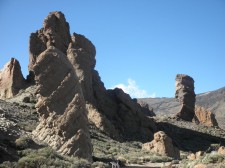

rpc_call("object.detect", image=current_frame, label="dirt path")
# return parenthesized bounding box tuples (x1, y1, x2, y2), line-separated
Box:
(124, 162, 177, 168)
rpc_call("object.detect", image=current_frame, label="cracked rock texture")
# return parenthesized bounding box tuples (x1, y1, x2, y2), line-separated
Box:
(29, 11, 156, 161)
(142, 131, 180, 158)
(194, 106, 218, 127)
(30, 12, 92, 161)
(175, 74, 196, 121)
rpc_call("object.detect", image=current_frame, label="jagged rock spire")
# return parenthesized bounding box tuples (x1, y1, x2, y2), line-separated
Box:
(29, 11, 71, 72)
(30, 12, 92, 161)
(175, 74, 196, 121)
(0, 58, 25, 99)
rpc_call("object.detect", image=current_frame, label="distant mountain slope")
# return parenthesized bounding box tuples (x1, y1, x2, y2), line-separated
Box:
(138, 87, 225, 129)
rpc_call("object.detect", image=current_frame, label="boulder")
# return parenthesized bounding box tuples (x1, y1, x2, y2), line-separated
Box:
(0, 58, 25, 99)
(194, 106, 218, 127)
(142, 131, 180, 158)
(175, 74, 196, 121)
(218, 146, 225, 155)
(187, 153, 196, 160)
(187, 151, 204, 160)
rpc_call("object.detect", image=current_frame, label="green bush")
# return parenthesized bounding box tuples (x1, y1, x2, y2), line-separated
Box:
(16, 147, 90, 168)
(202, 153, 225, 164)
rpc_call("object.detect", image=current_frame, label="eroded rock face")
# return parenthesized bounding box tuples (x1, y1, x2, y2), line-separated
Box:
(175, 74, 196, 121)
(30, 11, 157, 161)
(142, 131, 180, 158)
(32, 47, 92, 161)
(29, 11, 71, 72)
(0, 58, 25, 99)
(194, 106, 218, 127)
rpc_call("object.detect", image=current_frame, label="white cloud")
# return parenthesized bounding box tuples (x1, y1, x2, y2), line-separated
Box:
(112, 78, 156, 98)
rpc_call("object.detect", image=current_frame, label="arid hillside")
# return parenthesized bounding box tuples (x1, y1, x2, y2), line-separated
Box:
(139, 86, 225, 129)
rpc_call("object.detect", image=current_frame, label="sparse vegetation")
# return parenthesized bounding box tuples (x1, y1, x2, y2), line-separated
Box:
(181, 152, 225, 168)
(90, 124, 172, 165)
(0, 147, 91, 168)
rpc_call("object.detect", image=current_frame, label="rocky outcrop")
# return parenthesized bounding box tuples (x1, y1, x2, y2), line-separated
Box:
(32, 47, 92, 161)
(142, 131, 180, 158)
(175, 74, 196, 121)
(30, 12, 92, 161)
(137, 101, 155, 116)
(30, 11, 156, 161)
(29, 11, 71, 72)
(194, 106, 218, 127)
(0, 58, 25, 99)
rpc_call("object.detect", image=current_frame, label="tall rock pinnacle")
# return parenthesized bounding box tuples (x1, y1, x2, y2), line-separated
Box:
(0, 58, 25, 99)
(175, 74, 196, 121)
(29, 11, 71, 72)
(29, 11, 156, 161)
(30, 11, 92, 161)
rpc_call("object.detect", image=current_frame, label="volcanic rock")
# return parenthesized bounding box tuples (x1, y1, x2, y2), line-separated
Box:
(29, 11, 71, 72)
(32, 47, 92, 161)
(175, 74, 196, 121)
(29, 11, 157, 161)
(194, 106, 218, 127)
(142, 131, 180, 158)
(66, 14, 156, 140)
(0, 58, 25, 99)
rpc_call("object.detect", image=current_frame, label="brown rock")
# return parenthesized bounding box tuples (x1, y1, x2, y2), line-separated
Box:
(67, 33, 96, 103)
(194, 106, 218, 127)
(218, 146, 225, 154)
(0, 58, 25, 99)
(29, 11, 71, 72)
(32, 47, 92, 161)
(66, 18, 156, 141)
(142, 131, 180, 158)
(30, 11, 157, 161)
(175, 74, 196, 121)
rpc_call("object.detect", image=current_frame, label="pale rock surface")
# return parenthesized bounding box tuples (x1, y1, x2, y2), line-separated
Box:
(175, 74, 196, 121)
(187, 151, 204, 160)
(187, 153, 196, 161)
(194, 164, 208, 168)
(0, 58, 25, 99)
(194, 106, 218, 127)
(142, 131, 180, 158)
(218, 146, 225, 155)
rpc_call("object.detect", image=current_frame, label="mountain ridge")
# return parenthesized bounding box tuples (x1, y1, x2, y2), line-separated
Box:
(138, 86, 225, 129)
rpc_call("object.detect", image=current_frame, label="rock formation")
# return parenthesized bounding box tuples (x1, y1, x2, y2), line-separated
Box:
(175, 74, 196, 121)
(194, 106, 218, 127)
(29, 12, 71, 72)
(0, 58, 25, 99)
(29, 11, 156, 161)
(30, 12, 92, 161)
(218, 146, 225, 154)
(142, 131, 180, 158)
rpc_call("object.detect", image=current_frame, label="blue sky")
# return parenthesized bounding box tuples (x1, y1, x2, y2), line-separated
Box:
(0, 0, 225, 98)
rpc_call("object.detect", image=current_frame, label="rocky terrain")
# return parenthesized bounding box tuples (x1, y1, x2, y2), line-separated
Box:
(0, 11, 225, 168)
(138, 86, 225, 129)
